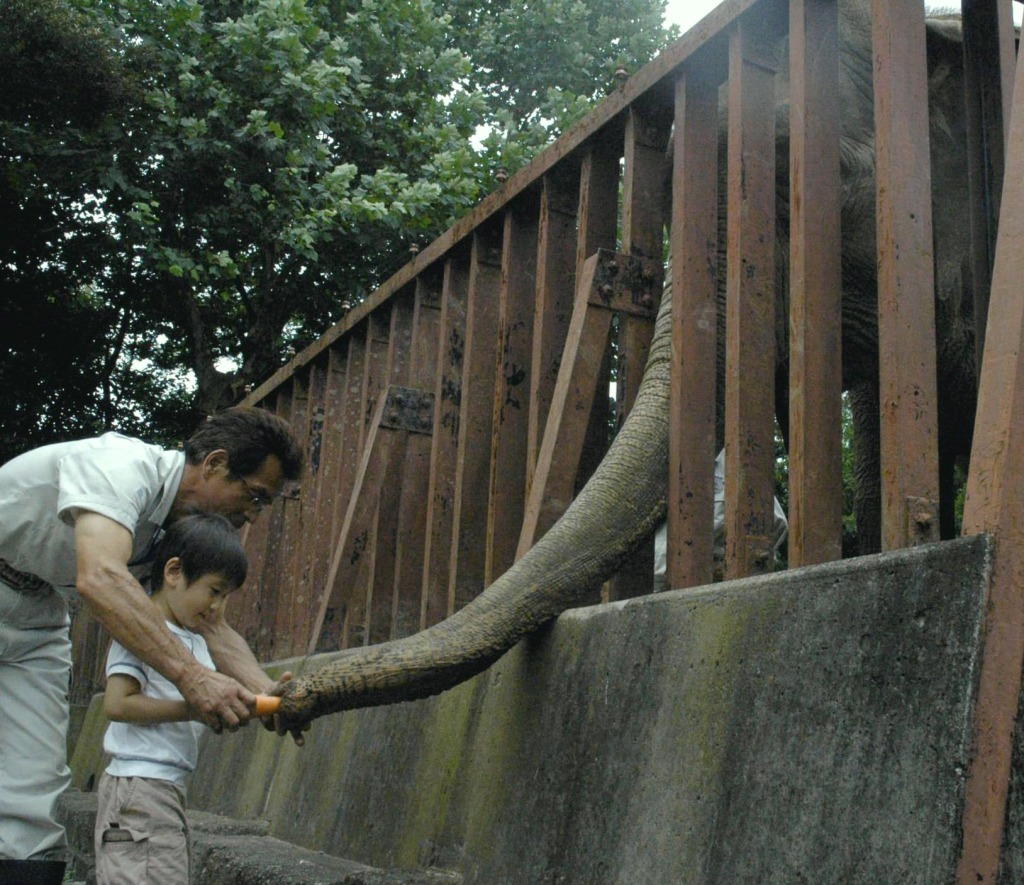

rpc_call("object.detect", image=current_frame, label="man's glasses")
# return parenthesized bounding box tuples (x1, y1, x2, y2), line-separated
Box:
(239, 476, 274, 510)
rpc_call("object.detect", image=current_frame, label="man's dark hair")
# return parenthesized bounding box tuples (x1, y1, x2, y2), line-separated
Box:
(184, 406, 303, 480)
(151, 513, 248, 593)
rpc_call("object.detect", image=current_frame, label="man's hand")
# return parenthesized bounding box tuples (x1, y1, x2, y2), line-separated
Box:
(261, 671, 311, 746)
(179, 662, 256, 733)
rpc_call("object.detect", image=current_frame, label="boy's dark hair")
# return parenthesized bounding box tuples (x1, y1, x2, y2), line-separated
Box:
(184, 407, 303, 481)
(151, 513, 248, 593)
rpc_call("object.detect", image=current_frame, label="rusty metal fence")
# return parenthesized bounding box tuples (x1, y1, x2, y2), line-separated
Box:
(67, 0, 1024, 876)
(68, 0, 1017, 671)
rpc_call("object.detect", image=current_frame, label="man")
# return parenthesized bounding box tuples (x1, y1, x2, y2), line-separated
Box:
(0, 407, 304, 884)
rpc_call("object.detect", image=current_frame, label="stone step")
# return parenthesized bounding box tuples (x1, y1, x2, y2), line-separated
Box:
(57, 790, 461, 885)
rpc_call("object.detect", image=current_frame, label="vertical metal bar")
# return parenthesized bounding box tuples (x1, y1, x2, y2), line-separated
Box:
(516, 254, 614, 558)
(872, 0, 940, 550)
(287, 362, 326, 656)
(607, 103, 671, 601)
(382, 276, 441, 643)
(572, 139, 621, 503)
(372, 296, 413, 641)
(668, 67, 720, 591)
(961, 0, 1015, 378)
(303, 345, 348, 652)
(421, 252, 470, 625)
(342, 312, 391, 647)
(487, 206, 538, 585)
(255, 389, 293, 659)
(448, 226, 503, 616)
(788, 0, 843, 566)
(308, 327, 367, 654)
(724, 16, 779, 580)
(956, 39, 1024, 884)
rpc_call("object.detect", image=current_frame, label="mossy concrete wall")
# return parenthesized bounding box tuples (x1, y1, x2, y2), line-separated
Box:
(72, 536, 994, 883)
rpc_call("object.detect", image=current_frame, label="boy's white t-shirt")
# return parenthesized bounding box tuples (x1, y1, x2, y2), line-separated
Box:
(103, 621, 213, 786)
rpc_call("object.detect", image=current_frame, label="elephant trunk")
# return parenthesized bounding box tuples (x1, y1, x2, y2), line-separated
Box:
(280, 291, 673, 723)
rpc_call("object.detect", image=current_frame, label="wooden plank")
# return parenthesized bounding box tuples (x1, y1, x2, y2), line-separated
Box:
(723, 15, 780, 580)
(380, 276, 442, 644)
(608, 101, 671, 601)
(486, 207, 539, 585)
(240, 0, 770, 408)
(527, 168, 581, 496)
(787, 0, 843, 567)
(667, 67, 720, 591)
(961, 0, 1015, 376)
(449, 226, 504, 616)
(956, 40, 1024, 884)
(421, 252, 471, 626)
(872, 0, 939, 549)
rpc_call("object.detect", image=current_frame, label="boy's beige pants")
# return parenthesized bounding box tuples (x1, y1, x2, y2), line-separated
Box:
(94, 773, 192, 885)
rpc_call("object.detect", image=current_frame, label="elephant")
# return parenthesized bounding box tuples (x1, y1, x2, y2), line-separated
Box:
(278, 1, 979, 723)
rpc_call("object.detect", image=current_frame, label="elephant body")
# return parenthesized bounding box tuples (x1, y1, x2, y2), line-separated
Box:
(279, 1, 981, 721)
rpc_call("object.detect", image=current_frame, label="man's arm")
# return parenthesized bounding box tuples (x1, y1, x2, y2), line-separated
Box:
(197, 605, 310, 746)
(196, 604, 274, 693)
(74, 511, 255, 731)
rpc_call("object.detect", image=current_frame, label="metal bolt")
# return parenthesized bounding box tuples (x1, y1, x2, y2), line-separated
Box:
(495, 168, 509, 183)
(598, 284, 614, 299)
(409, 243, 420, 255)
(615, 66, 629, 83)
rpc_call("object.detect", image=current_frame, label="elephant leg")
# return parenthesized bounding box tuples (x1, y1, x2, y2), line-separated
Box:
(848, 378, 881, 555)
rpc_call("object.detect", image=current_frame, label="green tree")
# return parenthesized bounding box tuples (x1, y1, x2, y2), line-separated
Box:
(1, 0, 678, 455)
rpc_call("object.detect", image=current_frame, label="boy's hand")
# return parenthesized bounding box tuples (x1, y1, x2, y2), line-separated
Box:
(260, 671, 311, 746)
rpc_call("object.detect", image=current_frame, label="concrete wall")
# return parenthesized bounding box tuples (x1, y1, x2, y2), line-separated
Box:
(71, 535, 993, 883)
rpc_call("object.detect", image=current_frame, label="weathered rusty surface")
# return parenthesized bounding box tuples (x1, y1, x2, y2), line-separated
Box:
(516, 253, 618, 557)
(384, 278, 442, 644)
(956, 30, 1024, 884)
(872, 0, 939, 551)
(961, 0, 1014, 378)
(586, 250, 663, 318)
(787, 0, 843, 567)
(378, 386, 435, 435)
(668, 66, 720, 591)
(723, 13, 780, 580)
(487, 207, 538, 586)
(448, 226, 503, 618)
(240, 0, 768, 407)
(420, 252, 470, 628)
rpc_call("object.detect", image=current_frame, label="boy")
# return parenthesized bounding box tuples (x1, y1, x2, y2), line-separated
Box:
(94, 513, 252, 885)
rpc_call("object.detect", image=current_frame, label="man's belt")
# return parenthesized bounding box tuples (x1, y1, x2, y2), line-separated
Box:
(0, 559, 55, 598)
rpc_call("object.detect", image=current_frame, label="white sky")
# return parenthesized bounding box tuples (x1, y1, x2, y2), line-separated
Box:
(663, 1, 1021, 33)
